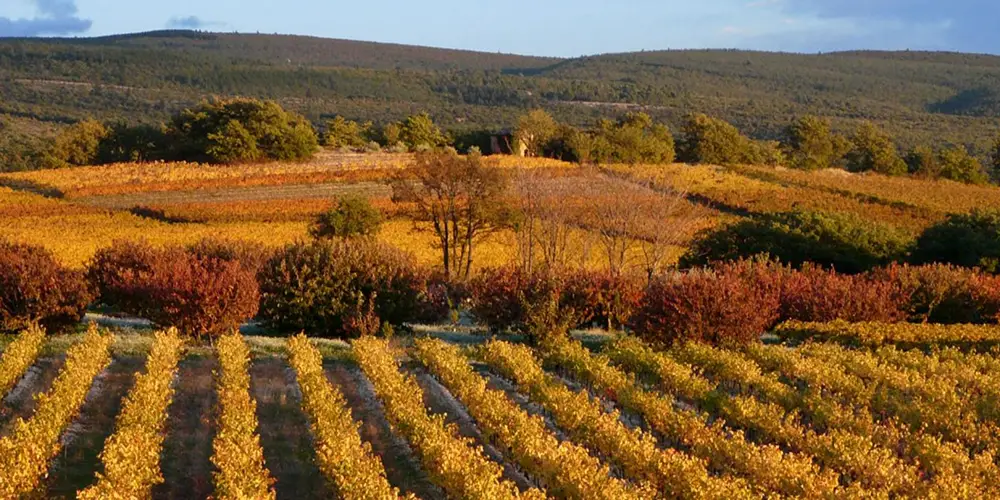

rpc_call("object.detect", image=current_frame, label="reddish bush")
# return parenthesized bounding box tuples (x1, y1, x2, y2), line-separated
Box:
(88, 241, 260, 337)
(629, 264, 782, 347)
(415, 272, 463, 324)
(257, 240, 429, 338)
(780, 266, 908, 323)
(468, 266, 586, 333)
(562, 271, 644, 330)
(87, 240, 159, 313)
(968, 273, 1000, 324)
(0, 241, 93, 333)
(469, 266, 545, 334)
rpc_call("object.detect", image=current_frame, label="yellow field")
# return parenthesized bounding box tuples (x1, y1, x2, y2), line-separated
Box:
(5, 154, 1000, 270)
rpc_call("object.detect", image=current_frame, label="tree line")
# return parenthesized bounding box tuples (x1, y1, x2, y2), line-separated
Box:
(7, 96, 1000, 186)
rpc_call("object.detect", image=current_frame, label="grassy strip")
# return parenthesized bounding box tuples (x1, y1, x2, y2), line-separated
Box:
(210, 334, 276, 499)
(77, 328, 184, 499)
(0, 325, 113, 497)
(352, 337, 542, 500)
(0, 324, 46, 397)
(478, 339, 752, 499)
(414, 338, 649, 499)
(287, 334, 400, 499)
(543, 338, 839, 498)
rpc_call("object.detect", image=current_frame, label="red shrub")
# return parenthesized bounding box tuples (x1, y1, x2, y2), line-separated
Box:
(468, 266, 540, 333)
(0, 241, 93, 333)
(88, 241, 260, 337)
(468, 266, 586, 334)
(563, 271, 644, 330)
(968, 273, 1000, 324)
(415, 272, 461, 324)
(629, 265, 782, 347)
(780, 266, 908, 323)
(87, 240, 160, 313)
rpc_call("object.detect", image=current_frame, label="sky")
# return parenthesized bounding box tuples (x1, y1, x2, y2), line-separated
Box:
(0, 0, 996, 57)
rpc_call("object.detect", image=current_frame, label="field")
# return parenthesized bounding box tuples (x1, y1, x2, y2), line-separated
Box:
(5, 321, 1000, 498)
(4, 151, 1000, 271)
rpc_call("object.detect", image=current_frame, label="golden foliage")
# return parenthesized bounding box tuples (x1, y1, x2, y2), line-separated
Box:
(286, 334, 400, 499)
(413, 338, 649, 499)
(352, 336, 542, 500)
(0, 324, 113, 497)
(78, 328, 185, 499)
(607, 336, 921, 495)
(0, 324, 46, 397)
(542, 338, 839, 498)
(477, 339, 751, 499)
(211, 334, 277, 499)
(776, 320, 1000, 348)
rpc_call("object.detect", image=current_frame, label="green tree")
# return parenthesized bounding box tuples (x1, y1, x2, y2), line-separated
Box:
(588, 112, 675, 165)
(514, 109, 558, 157)
(678, 113, 755, 165)
(310, 196, 384, 239)
(846, 121, 906, 175)
(51, 119, 109, 167)
(168, 97, 318, 164)
(912, 209, 1000, 273)
(324, 117, 373, 150)
(97, 122, 169, 163)
(680, 210, 912, 274)
(399, 113, 448, 151)
(906, 145, 939, 177)
(991, 134, 1000, 180)
(937, 146, 988, 185)
(783, 116, 842, 171)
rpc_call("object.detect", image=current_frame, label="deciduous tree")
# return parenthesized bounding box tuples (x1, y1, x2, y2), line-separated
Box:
(391, 150, 511, 280)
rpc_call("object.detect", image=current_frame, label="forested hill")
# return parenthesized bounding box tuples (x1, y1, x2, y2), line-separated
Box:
(2, 30, 1000, 152)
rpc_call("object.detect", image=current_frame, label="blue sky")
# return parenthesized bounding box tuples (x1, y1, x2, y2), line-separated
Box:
(0, 0, 995, 57)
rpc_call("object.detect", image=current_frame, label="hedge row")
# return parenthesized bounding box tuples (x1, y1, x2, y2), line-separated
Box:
(0, 238, 445, 339)
(10, 236, 1000, 345)
(467, 261, 1000, 347)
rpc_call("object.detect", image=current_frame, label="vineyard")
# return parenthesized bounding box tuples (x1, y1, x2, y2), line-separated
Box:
(3, 323, 1000, 498)
(7, 151, 1000, 498)
(4, 153, 1000, 270)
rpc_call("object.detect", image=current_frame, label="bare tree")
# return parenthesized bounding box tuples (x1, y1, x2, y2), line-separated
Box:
(391, 150, 510, 280)
(592, 181, 644, 276)
(634, 187, 705, 280)
(587, 176, 703, 277)
(513, 170, 578, 273)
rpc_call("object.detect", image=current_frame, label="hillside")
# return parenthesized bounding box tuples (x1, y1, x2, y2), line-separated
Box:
(2, 30, 1000, 151)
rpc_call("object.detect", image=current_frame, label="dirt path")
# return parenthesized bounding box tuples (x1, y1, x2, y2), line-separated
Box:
(44, 356, 144, 498)
(250, 357, 329, 500)
(0, 356, 66, 434)
(325, 361, 443, 499)
(154, 355, 218, 500)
